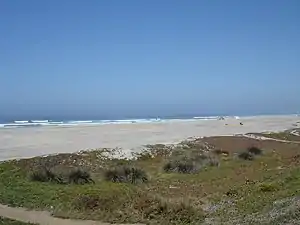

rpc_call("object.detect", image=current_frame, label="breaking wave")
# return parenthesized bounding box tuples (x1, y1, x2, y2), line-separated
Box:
(0, 116, 227, 129)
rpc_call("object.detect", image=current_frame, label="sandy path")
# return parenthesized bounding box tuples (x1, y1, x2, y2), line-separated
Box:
(0, 204, 143, 225)
(290, 130, 300, 136)
(241, 133, 300, 143)
(0, 115, 299, 161)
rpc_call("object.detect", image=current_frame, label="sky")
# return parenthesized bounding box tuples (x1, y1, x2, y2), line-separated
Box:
(0, 0, 299, 119)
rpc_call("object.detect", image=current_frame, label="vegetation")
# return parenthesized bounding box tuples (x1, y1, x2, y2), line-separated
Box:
(104, 166, 148, 184)
(247, 146, 263, 155)
(30, 167, 94, 185)
(0, 133, 300, 224)
(30, 167, 63, 184)
(0, 217, 36, 225)
(68, 168, 94, 184)
(238, 151, 254, 160)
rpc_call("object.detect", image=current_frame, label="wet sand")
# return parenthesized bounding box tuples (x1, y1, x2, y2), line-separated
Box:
(0, 115, 299, 161)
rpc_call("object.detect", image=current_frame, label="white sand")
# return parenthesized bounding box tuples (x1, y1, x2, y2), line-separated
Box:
(0, 115, 299, 161)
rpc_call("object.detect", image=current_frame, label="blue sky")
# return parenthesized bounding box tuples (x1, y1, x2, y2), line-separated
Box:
(0, 0, 299, 119)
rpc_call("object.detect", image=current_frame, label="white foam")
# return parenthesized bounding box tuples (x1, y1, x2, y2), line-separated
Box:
(14, 120, 29, 124)
(31, 120, 49, 123)
(193, 116, 219, 120)
(67, 120, 93, 124)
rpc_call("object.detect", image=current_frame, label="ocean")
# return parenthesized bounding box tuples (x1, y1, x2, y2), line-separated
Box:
(0, 115, 231, 128)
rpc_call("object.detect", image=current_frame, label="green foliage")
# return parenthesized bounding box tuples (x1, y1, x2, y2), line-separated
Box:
(68, 168, 94, 184)
(164, 150, 219, 174)
(30, 167, 63, 184)
(104, 166, 148, 184)
(238, 151, 254, 160)
(248, 146, 263, 155)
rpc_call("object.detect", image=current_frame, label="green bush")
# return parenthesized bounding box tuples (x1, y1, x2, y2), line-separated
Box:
(164, 153, 219, 174)
(29, 167, 63, 184)
(163, 160, 196, 173)
(68, 168, 94, 184)
(248, 146, 263, 155)
(238, 152, 254, 160)
(104, 166, 148, 184)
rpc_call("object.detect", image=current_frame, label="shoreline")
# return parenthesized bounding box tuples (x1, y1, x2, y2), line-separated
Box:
(0, 115, 299, 161)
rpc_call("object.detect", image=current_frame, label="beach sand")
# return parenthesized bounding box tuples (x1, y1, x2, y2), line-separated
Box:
(0, 115, 299, 161)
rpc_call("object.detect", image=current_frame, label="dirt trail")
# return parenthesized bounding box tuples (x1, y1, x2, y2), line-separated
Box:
(0, 204, 143, 225)
(240, 133, 300, 144)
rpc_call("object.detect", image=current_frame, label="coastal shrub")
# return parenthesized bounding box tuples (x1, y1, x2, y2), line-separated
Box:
(238, 152, 254, 160)
(104, 166, 148, 184)
(248, 146, 263, 155)
(30, 167, 63, 184)
(163, 160, 196, 173)
(68, 168, 94, 184)
(164, 153, 219, 174)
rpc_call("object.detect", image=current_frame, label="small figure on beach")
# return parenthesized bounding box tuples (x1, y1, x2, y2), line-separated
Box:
(240, 122, 243, 125)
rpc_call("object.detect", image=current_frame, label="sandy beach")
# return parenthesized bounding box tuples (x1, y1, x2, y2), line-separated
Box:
(0, 115, 299, 161)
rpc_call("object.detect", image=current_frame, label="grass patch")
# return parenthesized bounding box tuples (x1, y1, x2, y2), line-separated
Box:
(0, 217, 36, 225)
